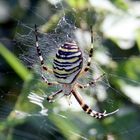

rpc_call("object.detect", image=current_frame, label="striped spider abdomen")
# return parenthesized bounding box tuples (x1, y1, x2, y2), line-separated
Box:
(53, 42, 83, 84)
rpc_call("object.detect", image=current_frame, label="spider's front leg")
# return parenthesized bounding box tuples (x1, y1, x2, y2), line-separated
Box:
(34, 24, 58, 86)
(28, 89, 63, 105)
(71, 88, 119, 119)
(41, 74, 58, 86)
(79, 27, 94, 76)
(47, 89, 63, 103)
(34, 24, 53, 74)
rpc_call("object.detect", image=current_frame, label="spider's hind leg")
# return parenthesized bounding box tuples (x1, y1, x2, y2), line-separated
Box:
(71, 88, 119, 119)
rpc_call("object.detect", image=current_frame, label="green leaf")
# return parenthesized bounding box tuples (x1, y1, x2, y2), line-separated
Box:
(0, 43, 32, 81)
(111, 0, 128, 10)
(49, 114, 80, 140)
(66, 0, 87, 9)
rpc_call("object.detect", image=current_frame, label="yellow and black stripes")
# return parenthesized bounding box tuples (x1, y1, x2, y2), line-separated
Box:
(53, 42, 83, 84)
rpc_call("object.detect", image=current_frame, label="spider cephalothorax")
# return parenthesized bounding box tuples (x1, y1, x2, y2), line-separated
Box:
(33, 24, 119, 119)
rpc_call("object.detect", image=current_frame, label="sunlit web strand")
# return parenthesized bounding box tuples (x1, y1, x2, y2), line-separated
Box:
(109, 73, 140, 85)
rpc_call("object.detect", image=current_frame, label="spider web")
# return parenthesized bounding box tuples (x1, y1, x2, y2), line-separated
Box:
(0, 0, 140, 140)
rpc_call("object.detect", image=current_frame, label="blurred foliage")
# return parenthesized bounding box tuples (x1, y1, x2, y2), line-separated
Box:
(0, 0, 140, 140)
(0, 43, 32, 81)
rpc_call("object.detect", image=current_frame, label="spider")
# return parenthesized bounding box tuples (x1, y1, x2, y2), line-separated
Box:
(33, 24, 119, 119)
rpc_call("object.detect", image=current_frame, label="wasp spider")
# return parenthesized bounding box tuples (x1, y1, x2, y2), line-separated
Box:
(34, 24, 119, 119)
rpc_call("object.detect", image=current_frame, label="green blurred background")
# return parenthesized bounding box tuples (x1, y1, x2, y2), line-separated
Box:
(0, 0, 140, 140)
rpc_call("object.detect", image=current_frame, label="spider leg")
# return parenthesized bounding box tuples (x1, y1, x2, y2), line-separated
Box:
(77, 73, 105, 89)
(71, 88, 119, 119)
(34, 24, 53, 74)
(47, 89, 63, 103)
(79, 26, 94, 76)
(41, 74, 58, 86)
